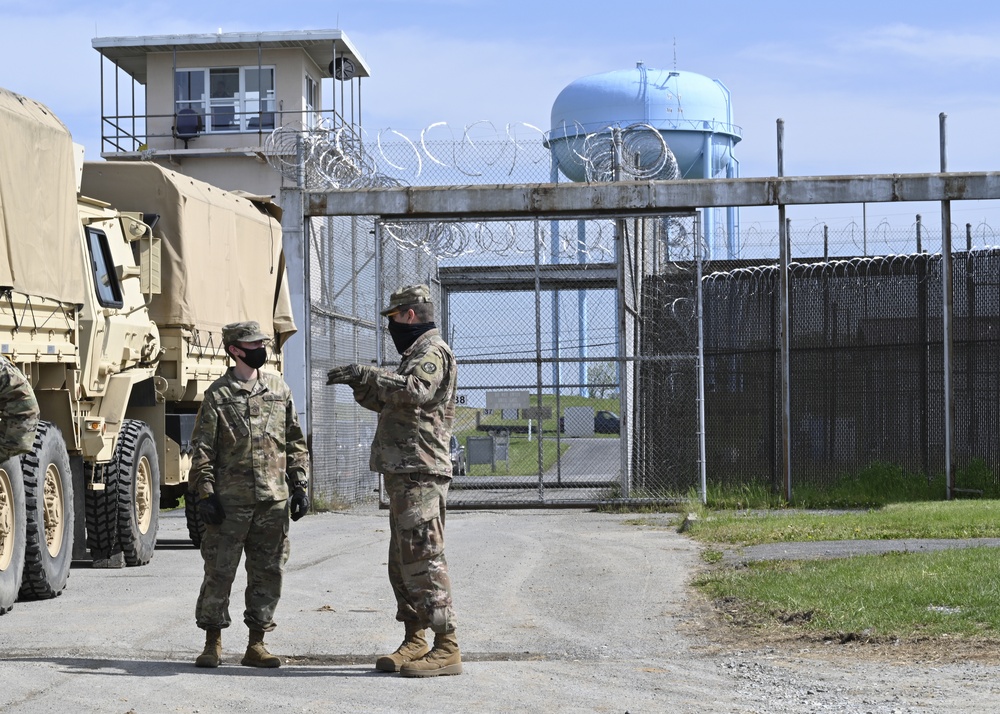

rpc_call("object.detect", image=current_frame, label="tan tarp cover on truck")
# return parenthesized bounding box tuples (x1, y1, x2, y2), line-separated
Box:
(0, 88, 86, 304)
(81, 162, 296, 345)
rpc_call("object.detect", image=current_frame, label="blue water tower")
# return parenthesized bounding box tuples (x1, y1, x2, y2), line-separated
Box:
(546, 62, 742, 258)
(544, 63, 742, 398)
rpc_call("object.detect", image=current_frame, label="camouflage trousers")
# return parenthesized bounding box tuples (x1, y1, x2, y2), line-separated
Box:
(196, 500, 290, 632)
(384, 472, 456, 634)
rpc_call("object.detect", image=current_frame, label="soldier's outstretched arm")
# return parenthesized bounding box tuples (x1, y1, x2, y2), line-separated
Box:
(378, 348, 448, 406)
(352, 380, 385, 412)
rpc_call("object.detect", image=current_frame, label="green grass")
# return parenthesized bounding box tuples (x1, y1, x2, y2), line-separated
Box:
(694, 547, 1000, 638)
(685, 500, 1000, 545)
(459, 434, 569, 476)
(692, 460, 1000, 510)
(684, 499, 1000, 640)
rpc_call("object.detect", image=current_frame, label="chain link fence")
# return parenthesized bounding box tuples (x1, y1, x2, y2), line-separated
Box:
(291, 122, 1000, 507)
(684, 250, 1000, 497)
(306, 212, 439, 506)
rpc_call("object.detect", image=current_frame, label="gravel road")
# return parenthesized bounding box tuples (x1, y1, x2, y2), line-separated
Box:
(1, 508, 998, 713)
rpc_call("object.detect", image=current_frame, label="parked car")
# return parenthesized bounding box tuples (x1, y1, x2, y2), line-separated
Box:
(558, 410, 621, 434)
(450, 435, 467, 475)
(594, 410, 621, 434)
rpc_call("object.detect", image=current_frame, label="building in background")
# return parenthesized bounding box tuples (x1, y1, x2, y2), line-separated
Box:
(92, 29, 371, 433)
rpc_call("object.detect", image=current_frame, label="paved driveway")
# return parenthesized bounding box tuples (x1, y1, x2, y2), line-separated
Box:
(0, 507, 732, 713)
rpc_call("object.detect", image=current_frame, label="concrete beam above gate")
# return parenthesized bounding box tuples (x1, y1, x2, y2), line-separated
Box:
(438, 263, 618, 291)
(306, 171, 1000, 219)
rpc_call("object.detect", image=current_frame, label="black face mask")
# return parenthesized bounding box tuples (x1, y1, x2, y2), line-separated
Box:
(239, 346, 268, 370)
(387, 320, 435, 354)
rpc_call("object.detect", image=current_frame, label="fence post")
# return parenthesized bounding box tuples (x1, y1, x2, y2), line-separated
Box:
(940, 112, 954, 499)
(777, 119, 793, 503)
(695, 213, 708, 505)
(533, 219, 546, 498)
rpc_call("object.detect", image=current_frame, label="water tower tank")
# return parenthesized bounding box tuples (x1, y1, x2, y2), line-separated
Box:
(547, 64, 741, 182)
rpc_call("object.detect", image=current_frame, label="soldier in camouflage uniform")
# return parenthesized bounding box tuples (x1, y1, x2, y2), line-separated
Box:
(190, 321, 310, 669)
(0, 355, 39, 462)
(326, 284, 461, 677)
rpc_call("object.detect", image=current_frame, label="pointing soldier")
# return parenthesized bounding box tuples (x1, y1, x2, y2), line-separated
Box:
(327, 284, 462, 677)
(190, 321, 310, 669)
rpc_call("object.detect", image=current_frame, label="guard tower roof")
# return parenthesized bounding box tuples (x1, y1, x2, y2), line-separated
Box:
(92, 29, 371, 84)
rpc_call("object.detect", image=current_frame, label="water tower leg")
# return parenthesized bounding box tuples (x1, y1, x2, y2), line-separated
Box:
(701, 131, 715, 259)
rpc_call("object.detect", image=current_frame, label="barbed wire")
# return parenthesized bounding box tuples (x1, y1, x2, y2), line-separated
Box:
(264, 120, 680, 189)
(270, 121, 1000, 262)
(700, 253, 957, 299)
(380, 217, 623, 260)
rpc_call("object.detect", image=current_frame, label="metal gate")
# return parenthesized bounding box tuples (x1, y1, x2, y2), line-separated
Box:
(381, 213, 702, 507)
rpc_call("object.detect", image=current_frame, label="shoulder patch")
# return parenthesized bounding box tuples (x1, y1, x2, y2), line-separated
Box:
(422, 361, 438, 374)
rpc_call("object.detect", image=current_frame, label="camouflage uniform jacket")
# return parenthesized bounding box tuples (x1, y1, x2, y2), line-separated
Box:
(191, 368, 309, 504)
(0, 356, 39, 460)
(352, 328, 457, 477)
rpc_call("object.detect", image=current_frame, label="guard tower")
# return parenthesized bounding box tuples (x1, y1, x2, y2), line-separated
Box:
(92, 29, 372, 430)
(92, 29, 369, 195)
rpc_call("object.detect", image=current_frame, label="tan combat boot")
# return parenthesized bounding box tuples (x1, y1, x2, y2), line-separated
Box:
(241, 628, 281, 668)
(375, 621, 430, 672)
(195, 628, 222, 668)
(399, 631, 462, 677)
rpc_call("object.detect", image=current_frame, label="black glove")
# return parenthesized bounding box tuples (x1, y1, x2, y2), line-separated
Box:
(326, 364, 362, 385)
(290, 488, 310, 521)
(197, 493, 226, 526)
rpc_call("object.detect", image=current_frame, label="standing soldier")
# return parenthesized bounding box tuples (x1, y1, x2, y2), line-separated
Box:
(190, 321, 310, 669)
(326, 284, 461, 677)
(0, 354, 40, 462)
(0, 354, 39, 614)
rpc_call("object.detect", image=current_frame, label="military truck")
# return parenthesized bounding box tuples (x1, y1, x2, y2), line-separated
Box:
(0, 87, 295, 613)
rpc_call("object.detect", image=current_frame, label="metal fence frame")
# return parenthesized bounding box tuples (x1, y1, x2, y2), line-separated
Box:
(301, 149, 1000, 505)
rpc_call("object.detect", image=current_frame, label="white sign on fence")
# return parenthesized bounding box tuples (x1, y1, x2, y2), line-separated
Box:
(486, 391, 530, 411)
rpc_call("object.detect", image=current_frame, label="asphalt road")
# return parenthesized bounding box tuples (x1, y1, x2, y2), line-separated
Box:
(0, 507, 731, 713)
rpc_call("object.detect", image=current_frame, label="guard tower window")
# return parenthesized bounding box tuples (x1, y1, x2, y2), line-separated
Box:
(85, 226, 123, 309)
(305, 75, 319, 128)
(174, 66, 276, 133)
(175, 69, 205, 129)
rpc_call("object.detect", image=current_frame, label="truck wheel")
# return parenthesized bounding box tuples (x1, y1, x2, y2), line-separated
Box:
(19, 423, 74, 600)
(185, 491, 205, 548)
(113, 420, 160, 566)
(0, 456, 26, 614)
(84, 461, 119, 561)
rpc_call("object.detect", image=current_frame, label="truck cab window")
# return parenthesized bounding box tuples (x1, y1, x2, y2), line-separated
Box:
(85, 227, 123, 308)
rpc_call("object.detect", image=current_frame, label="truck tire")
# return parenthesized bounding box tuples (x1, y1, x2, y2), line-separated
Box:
(185, 491, 206, 548)
(113, 420, 160, 566)
(0, 456, 26, 614)
(19, 423, 74, 600)
(84, 461, 119, 561)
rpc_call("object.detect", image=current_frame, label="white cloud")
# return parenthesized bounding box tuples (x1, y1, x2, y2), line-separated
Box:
(851, 24, 1000, 64)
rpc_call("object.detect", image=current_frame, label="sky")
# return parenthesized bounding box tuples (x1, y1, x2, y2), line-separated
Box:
(3, 0, 1000, 240)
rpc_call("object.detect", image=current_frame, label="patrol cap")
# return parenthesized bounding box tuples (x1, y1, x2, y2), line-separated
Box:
(380, 284, 432, 316)
(222, 320, 270, 346)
